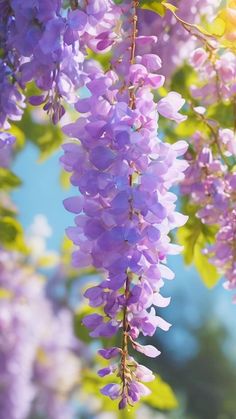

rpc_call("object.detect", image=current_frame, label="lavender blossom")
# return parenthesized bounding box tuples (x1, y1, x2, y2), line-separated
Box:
(0, 249, 80, 419)
(62, 0, 187, 407)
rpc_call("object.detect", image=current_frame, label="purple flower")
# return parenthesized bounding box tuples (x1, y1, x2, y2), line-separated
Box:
(157, 92, 187, 123)
(132, 343, 161, 358)
(61, 0, 188, 407)
(63, 196, 84, 214)
(98, 347, 121, 360)
(100, 384, 121, 400)
(82, 313, 103, 330)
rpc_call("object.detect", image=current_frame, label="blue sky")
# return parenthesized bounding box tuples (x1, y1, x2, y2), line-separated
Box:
(12, 143, 75, 250)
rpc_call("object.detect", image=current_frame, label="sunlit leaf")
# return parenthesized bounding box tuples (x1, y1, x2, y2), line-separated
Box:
(74, 306, 94, 343)
(87, 49, 112, 71)
(9, 125, 26, 150)
(0, 216, 27, 252)
(37, 253, 59, 268)
(0, 168, 22, 190)
(170, 64, 198, 100)
(162, 2, 177, 13)
(0, 287, 12, 299)
(206, 3, 236, 49)
(177, 200, 220, 288)
(60, 169, 71, 189)
(144, 375, 178, 410)
(163, 2, 213, 37)
(194, 234, 221, 288)
(207, 102, 234, 128)
(140, 0, 166, 16)
(15, 107, 63, 161)
(208, 16, 226, 37)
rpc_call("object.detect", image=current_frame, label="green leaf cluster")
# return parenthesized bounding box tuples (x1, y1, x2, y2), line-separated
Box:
(0, 164, 26, 251)
(144, 375, 178, 410)
(15, 107, 63, 161)
(0, 168, 22, 190)
(177, 200, 220, 288)
(0, 217, 27, 252)
(140, 0, 166, 16)
(87, 48, 112, 71)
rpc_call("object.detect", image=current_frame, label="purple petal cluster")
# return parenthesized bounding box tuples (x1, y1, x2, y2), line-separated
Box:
(138, 0, 220, 77)
(190, 48, 236, 105)
(0, 0, 119, 130)
(0, 1, 25, 134)
(0, 249, 80, 419)
(0, 132, 15, 168)
(181, 131, 236, 292)
(180, 35, 236, 295)
(62, 0, 187, 407)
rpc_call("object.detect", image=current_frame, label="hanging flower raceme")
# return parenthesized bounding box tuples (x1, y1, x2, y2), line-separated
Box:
(0, 0, 119, 131)
(180, 29, 236, 296)
(62, 0, 187, 408)
(190, 47, 236, 105)
(137, 0, 220, 78)
(0, 248, 80, 419)
(0, 1, 25, 133)
(181, 130, 236, 293)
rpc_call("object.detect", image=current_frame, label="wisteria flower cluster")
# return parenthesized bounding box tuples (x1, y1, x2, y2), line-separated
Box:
(61, 0, 188, 408)
(0, 0, 119, 132)
(181, 33, 236, 294)
(190, 47, 236, 105)
(181, 129, 236, 293)
(138, 0, 220, 77)
(0, 249, 80, 419)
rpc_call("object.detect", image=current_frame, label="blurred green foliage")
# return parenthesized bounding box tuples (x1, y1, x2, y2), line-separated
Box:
(139, 0, 166, 16)
(177, 199, 220, 288)
(0, 216, 27, 252)
(15, 107, 63, 161)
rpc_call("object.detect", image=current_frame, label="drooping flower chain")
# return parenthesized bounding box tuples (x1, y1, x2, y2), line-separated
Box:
(0, 249, 80, 419)
(61, 0, 188, 407)
(0, 0, 119, 136)
(180, 34, 236, 293)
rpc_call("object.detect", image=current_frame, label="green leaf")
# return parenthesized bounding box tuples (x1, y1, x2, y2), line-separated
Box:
(194, 233, 221, 288)
(177, 200, 220, 288)
(9, 125, 26, 150)
(0, 168, 22, 190)
(144, 375, 178, 410)
(74, 306, 94, 343)
(163, 2, 213, 37)
(175, 117, 206, 138)
(177, 220, 201, 265)
(170, 64, 197, 100)
(0, 288, 12, 299)
(207, 16, 226, 37)
(162, 2, 177, 13)
(0, 216, 27, 252)
(87, 49, 112, 71)
(37, 253, 58, 268)
(140, 0, 166, 16)
(207, 102, 234, 128)
(60, 169, 71, 189)
(15, 107, 63, 161)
